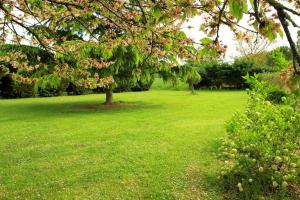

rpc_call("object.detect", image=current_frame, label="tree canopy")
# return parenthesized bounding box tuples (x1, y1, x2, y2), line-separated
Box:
(1, 0, 300, 102)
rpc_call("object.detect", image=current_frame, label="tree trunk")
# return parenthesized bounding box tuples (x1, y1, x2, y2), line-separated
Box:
(188, 80, 195, 94)
(105, 88, 113, 105)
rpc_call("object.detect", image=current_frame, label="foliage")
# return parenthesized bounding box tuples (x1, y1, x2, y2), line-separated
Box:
(0, 74, 35, 98)
(236, 46, 293, 73)
(241, 51, 270, 70)
(258, 72, 286, 89)
(1, 0, 300, 103)
(218, 76, 300, 199)
(180, 61, 202, 91)
(130, 77, 155, 92)
(275, 46, 293, 61)
(150, 78, 189, 91)
(0, 44, 156, 98)
(267, 47, 292, 71)
(34, 74, 68, 97)
(159, 62, 201, 92)
(193, 58, 270, 89)
(265, 87, 288, 104)
(0, 44, 68, 98)
(66, 82, 87, 96)
(257, 72, 294, 104)
(0, 0, 199, 103)
(0, 44, 54, 64)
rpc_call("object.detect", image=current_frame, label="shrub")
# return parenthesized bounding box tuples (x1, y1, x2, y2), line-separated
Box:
(266, 87, 288, 104)
(193, 59, 271, 90)
(218, 76, 300, 199)
(66, 82, 87, 95)
(0, 74, 35, 98)
(0, 44, 56, 98)
(258, 72, 285, 89)
(267, 47, 292, 71)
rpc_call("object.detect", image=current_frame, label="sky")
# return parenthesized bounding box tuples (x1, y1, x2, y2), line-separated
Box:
(183, 14, 300, 60)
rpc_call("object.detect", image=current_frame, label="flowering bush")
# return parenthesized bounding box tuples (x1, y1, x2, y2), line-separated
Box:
(218, 76, 300, 199)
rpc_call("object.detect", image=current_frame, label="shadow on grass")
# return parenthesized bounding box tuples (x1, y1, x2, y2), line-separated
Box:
(0, 98, 165, 122)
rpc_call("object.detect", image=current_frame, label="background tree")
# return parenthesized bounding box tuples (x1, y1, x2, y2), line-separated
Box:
(196, 0, 300, 74)
(235, 32, 271, 69)
(236, 32, 271, 59)
(267, 47, 292, 71)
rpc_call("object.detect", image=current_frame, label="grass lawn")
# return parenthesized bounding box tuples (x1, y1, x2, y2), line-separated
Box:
(0, 89, 247, 199)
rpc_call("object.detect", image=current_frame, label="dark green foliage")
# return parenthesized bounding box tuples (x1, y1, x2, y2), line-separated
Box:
(0, 44, 57, 98)
(158, 63, 201, 92)
(94, 76, 154, 93)
(66, 82, 87, 95)
(0, 74, 35, 98)
(37, 86, 63, 97)
(266, 87, 288, 104)
(131, 77, 155, 91)
(0, 44, 54, 65)
(277, 46, 293, 61)
(82, 43, 156, 94)
(34, 74, 67, 97)
(193, 59, 270, 90)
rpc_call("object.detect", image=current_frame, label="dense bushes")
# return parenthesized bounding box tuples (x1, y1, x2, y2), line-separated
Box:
(218, 76, 300, 199)
(1, 73, 154, 98)
(66, 82, 87, 95)
(258, 73, 285, 89)
(266, 46, 292, 71)
(0, 74, 35, 98)
(193, 59, 271, 89)
(0, 44, 56, 98)
(191, 46, 292, 90)
(265, 87, 288, 104)
(258, 71, 300, 103)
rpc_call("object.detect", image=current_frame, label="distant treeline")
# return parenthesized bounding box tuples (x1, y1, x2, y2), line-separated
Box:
(180, 46, 292, 90)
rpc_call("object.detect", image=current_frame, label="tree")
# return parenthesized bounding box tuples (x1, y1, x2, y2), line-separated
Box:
(276, 46, 293, 61)
(1, 0, 300, 104)
(0, 44, 58, 98)
(179, 61, 201, 92)
(0, 0, 197, 104)
(235, 32, 271, 58)
(234, 32, 271, 69)
(267, 47, 292, 71)
(195, 0, 300, 74)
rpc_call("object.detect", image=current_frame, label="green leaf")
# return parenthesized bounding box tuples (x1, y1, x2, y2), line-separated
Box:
(229, 0, 247, 21)
(200, 37, 212, 45)
(151, 6, 162, 21)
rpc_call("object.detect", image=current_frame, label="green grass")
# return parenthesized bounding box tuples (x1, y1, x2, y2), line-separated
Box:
(0, 89, 247, 199)
(150, 78, 189, 91)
